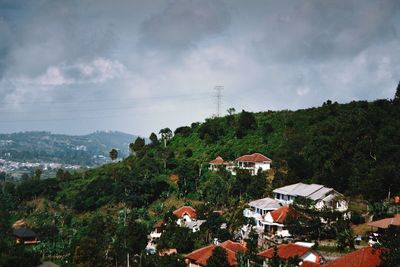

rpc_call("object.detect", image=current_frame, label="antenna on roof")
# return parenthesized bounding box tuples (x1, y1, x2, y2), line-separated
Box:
(214, 85, 224, 117)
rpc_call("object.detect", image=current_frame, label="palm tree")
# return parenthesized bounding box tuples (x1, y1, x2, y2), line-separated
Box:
(159, 128, 172, 148)
(109, 148, 118, 181)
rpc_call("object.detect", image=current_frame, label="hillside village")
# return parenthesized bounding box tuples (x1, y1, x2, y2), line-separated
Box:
(0, 98, 399, 266)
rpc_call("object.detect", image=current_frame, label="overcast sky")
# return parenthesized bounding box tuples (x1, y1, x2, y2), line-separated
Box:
(0, 0, 399, 136)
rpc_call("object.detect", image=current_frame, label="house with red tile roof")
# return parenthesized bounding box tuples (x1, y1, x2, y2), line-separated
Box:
(209, 153, 272, 176)
(209, 156, 226, 171)
(185, 240, 247, 266)
(173, 206, 205, 232)
(173, 206, 197, 220)
(260, 206, 302, 237)
(258, 243, 323, 266)
(235, 153, 272, 175)
(321, 247, 381, 267)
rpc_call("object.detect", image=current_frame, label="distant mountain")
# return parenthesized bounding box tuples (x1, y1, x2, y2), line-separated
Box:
(0, 131, 139, 166)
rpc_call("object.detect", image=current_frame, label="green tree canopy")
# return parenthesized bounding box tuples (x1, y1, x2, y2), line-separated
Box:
(206, 246, 230, 267)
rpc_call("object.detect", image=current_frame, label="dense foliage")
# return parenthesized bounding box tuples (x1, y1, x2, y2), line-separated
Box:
(0, 97, 399, 265)
(168, 99, 400, 201)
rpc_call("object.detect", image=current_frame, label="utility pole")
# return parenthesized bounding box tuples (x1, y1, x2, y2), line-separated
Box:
(214, 85, 223, 117)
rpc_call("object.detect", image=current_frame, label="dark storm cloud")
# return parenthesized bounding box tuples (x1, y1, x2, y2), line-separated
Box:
(252, 0, 400, 62)
(0, 0, 399, 135)
(139, 0, 230, 52)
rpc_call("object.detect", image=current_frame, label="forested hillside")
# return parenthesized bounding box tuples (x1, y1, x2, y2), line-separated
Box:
(168, 98, 400, 201)
(0, 97, 399, 265)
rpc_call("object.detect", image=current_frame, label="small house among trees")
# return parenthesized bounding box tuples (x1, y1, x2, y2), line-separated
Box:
(185, 240, 247, 267)
(13, 228, 39, 244)
(258, 243, 324, 266)
(173, 206, 205, 232)
(209, 152, 272, 176)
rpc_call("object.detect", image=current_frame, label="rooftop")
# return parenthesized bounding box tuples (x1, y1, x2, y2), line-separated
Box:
(210, 156, 225, 164)
(273, 182, 336, 201)
(270, 206, 301, 224)
(248, 197, 282, 210)
(367, 214, 400, 229)
(185, 240, 247, 266)
(236, 153, 272, 163)
(173, 206, 197, 219)
(258, 243, 312, 260)
(322, 248, 381, 267)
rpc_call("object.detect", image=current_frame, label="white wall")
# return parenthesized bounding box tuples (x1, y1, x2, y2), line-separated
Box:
(301, 251, 319, 263)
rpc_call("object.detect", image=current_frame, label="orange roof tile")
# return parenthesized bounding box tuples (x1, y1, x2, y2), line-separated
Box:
(270, 206, 300, 224)
(322, 248, 381, 267)
(220, 240, 247, 254)
(210, 156, 225, 164)
(301, 261, 321, 267)
(169, 174, 179, 183)
(185, 240, 247, 266)
(173, 206, 197, 219)
(258, 243, 311, 260)
(236, 153, 272, 163)
(367, 214, 400, 229)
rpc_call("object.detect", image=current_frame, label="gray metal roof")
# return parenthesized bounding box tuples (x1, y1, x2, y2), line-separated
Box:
(308, 187, 333, 201)
(273, 183, 336, 201)
(248, 197, 282, 210)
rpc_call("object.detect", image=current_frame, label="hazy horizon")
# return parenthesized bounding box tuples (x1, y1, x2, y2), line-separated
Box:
(1, 0, 399, 136)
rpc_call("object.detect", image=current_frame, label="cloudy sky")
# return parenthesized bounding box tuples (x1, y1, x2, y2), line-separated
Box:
(0, 0, 399, 136)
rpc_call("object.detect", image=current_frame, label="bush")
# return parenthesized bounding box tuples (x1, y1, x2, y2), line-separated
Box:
(350, 212, 365, 225)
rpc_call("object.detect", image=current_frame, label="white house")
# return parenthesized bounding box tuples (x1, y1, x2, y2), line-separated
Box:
(273, 182, 348, 212)
(172, 206, 205, 233)
(208, 156, 227, 171)
(235, 153, 272, 175)
(243, 197, 282, 228)
(261, 206, 300, 237)
(210, 153, 272, 176)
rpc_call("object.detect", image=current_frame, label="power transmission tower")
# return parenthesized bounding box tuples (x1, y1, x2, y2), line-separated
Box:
(214, 85, 224, 117)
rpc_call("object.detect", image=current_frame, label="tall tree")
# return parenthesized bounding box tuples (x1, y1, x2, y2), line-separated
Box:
(206, 246, 230, 267)
(236, 109, 257, 138)
(149, 132, 159, 146)
(73, 237, 105, 267)
(378, 225, 400, 267)
(129, 137, 145, 155)
(394, 80, 400, 102)
(159, 128, 173, 148)
(109, 148, 118, 162)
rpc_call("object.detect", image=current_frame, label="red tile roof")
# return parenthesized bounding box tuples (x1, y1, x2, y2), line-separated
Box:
(270, 206, 300, 224)
(220, 240, 247, 254)
(185, 240, 247, 266)
(172, 206, 197, 219)
(169, 174, 179, 183)
(367, 214, 400, 229)
(210, 156, 225, 164)
(236, 153, 272, 163)
(322, 248, 381, 267)
(258, 243, 311, 260)
(301, 261, 321, 267)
